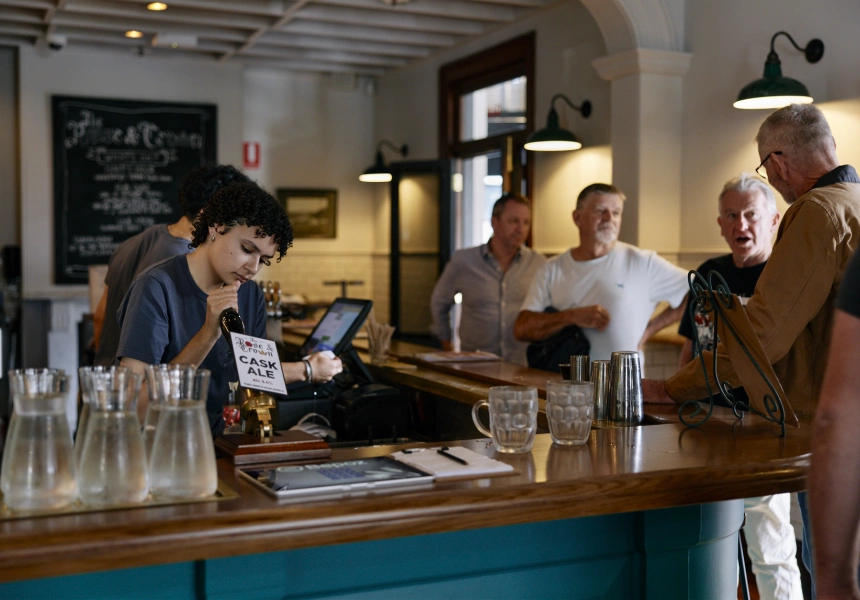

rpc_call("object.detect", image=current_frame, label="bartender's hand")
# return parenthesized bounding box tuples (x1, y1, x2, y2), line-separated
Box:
(308, 352, 343, 382)
(203, 281, 240, 338)
(641, 379, 675, 404)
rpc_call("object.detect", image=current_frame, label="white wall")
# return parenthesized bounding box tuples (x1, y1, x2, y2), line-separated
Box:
(373, 1, 612, 254)
(18, 45, 243, 299)
(680, 0, 860, 255)
(245, 68, 378, 302)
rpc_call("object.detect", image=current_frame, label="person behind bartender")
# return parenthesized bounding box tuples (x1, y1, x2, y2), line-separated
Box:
(94, 164, 250, 366)
(641, 103, 860, 594)
(513, 183, 688, 361)
(678, 174, 802, 600)
(429, 193, 545, 365)
(115, 181, 342, 428)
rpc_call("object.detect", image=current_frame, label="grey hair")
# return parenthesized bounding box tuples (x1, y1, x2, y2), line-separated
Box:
(718, 173, 778, 214)
(575, 183, 626, 210)
(755, 104, 837, 164)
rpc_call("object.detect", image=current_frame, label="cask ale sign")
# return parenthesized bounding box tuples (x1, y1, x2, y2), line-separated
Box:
(52, 96, 217, 284)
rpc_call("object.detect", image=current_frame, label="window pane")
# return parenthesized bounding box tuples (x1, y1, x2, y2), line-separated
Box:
(459, 77, 526, 143)
(454, 151, 502, 250)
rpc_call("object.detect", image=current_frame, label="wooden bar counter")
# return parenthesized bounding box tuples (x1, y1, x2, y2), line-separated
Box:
(0, 413, 808, 599)
(0, 330, 809, 598)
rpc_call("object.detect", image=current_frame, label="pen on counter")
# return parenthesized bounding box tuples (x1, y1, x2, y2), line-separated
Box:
(437, 446, 468, 465)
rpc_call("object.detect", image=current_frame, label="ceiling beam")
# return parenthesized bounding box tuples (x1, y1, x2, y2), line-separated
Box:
(241, 55, 386, 76)
(256, 32, 429, 58)
(278, 20, 457, 47)
(219, 0, 312, 62)
(106, 0, 286, 17)
(64, 0, 271, 30)
(292, 5, 486, 35)
(0, 20, 40, 35)
(241, 45, 407, 68)
(0, 5, 43, 23)
(0, 0, 53, 9)
(313, 0, 519, 22)
(53, 12, 250, 42)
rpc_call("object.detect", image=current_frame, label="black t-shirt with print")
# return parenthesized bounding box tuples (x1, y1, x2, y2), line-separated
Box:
(678, 254, 767, 409)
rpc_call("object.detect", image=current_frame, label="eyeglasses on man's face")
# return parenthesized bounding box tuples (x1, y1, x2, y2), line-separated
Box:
(756, 151, 783, 179)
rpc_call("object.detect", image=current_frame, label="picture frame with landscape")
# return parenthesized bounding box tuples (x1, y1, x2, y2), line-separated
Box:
(276, 188, 337, 239)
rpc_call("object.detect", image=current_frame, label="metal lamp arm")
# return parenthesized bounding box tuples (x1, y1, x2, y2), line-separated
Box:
(769, 31, 825, 63)
(549, 94, 592, 119)
(376, 139, 409, 157)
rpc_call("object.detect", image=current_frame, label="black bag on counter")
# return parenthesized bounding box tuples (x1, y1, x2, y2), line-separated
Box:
(526, 308, 590, 373)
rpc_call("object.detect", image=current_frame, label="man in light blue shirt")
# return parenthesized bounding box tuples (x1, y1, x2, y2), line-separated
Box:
(430, 194, 545, 365)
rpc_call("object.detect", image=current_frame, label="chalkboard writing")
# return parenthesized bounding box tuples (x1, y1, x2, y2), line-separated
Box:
(52, 96, 217, 284)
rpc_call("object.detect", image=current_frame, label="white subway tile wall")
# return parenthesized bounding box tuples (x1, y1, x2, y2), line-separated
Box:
(642, 341, 682, 380)
(257, 253, 374, 304)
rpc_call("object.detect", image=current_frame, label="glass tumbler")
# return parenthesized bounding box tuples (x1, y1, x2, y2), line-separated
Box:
(471, 386, 538, 453)
(77, 368, 148, 507)
(148, 367, 217, 499)
(545, 380, 594, 446)
(1, 369, 77, 512)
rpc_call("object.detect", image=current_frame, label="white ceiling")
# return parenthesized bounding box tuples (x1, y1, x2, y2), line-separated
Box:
(0, 0, 560, 76)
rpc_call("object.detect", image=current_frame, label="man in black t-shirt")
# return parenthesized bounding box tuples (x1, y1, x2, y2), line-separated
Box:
(679, 174, 804, 599)
(678, 173, 780, 366)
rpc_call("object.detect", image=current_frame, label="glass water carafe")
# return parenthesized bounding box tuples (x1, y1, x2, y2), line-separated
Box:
(77, 368, 148, 507)
(1, 369, 77, 512)
(76, 365, 128, 468)
(147, 366, 217, 499)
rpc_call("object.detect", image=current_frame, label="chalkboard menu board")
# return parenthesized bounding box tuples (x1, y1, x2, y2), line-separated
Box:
(52, 96, 217, 284)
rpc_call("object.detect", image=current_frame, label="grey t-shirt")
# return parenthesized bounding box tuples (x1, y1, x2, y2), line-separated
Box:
(116, 255, 267, 428)
(95, 224, 192, 366)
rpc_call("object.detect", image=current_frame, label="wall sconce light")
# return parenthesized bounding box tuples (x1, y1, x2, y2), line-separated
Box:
(524, 94, 592, 152)
(734, 31, 824, 110)
(358, 140, 409, 182)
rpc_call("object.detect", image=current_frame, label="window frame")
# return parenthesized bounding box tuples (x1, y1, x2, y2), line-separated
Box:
(438, 32, 536, 162)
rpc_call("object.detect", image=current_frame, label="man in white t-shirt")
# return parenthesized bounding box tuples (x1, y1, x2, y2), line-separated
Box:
(514, 183, 688, 361)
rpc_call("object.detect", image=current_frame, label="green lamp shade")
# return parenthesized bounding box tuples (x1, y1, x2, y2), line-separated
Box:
(734, 60, 814, 109)
(359, 151, 392, 183)
(524, 108, 582, 152)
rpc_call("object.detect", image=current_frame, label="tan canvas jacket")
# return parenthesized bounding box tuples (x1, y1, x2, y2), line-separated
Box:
(666, 178, 860, 424)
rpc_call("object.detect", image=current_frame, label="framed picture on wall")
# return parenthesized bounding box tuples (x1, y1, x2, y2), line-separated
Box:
(277, 188, 338, 239)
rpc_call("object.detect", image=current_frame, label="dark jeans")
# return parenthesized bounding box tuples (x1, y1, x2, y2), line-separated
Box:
(798, 491, 817, 599)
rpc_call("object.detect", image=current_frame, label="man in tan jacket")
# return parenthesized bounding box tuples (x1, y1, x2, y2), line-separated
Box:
(643, 103, 860, 595)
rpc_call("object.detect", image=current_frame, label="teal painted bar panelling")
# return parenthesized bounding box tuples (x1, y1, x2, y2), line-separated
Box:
(0, 500, 744, 600)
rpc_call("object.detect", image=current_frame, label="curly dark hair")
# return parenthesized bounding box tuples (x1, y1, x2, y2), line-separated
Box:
(178, 164, 250, 219)
(190, 181, 294, 261)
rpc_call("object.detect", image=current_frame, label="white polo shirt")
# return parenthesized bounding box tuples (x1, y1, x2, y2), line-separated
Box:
(520, 242, 688, 361)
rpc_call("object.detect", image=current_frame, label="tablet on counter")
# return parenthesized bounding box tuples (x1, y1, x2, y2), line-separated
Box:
(237, 456, 434, 500)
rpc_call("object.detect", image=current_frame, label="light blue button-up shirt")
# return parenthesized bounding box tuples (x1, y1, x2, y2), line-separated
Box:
(430, 242, 545, 365)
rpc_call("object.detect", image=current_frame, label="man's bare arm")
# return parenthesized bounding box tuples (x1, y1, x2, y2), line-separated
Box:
(810, 309, 860, 600)
(513, 305, 610, 342)
(678, 339, 694, 369)
(641, 379, 675, 404)
(93, 285, 108, 351)
(638, 296, 688, 349)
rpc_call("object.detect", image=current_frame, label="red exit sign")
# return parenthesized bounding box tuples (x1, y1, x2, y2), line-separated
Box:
(243, 142, 260, 169)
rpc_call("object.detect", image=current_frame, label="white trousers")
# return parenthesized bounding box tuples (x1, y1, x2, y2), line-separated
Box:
(743, 494, 803, 600)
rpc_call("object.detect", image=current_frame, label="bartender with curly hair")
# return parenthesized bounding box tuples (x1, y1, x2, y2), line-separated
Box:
(116, 180, 342, 427)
